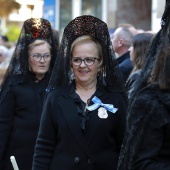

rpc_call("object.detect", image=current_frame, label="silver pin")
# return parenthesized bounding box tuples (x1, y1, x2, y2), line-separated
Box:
(98, 107, 108, 119)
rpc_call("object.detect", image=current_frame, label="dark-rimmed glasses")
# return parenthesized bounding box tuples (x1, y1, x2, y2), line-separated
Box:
(31, 53, 51, 62)
(71, 57, 100, 66)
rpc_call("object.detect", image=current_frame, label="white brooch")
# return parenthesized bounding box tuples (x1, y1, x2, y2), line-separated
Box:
(98, 107, 108, 119)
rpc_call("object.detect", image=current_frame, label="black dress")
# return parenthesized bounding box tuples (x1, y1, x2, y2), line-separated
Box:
(0, 72, 50, 170)
(116, 51, 134, 82)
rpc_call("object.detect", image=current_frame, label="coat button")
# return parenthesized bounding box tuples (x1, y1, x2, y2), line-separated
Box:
(74, 157, 79, 163)
(88, 159, 92, 164)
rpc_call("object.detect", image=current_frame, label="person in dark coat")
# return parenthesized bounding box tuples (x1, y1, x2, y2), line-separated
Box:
(111, 26, 134, 82)
(32, 15, 127, 170)
(0, 18, 59, 170)
(117, 1, 170, 169)
(126, 32, 154, 99)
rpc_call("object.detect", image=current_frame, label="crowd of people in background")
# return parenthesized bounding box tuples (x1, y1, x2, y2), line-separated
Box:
(0, 35, 15, 85)
(0, 0, 170, 169)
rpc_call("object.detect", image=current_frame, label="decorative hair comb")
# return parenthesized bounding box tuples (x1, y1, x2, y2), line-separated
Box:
(23, 18, 52, 44)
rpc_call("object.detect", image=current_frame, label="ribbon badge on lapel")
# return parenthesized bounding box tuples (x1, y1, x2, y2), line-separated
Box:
(86, 96, 118, 119)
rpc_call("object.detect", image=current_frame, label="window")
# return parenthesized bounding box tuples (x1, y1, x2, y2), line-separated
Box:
(60, 0, 72, 33)
(82, 0, 102, 19)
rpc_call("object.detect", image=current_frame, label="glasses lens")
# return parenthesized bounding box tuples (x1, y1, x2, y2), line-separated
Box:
(72, 57, 98, 66)
(32, 53, 51, 61)
(84, 58, 95, 65)
(33, 54, 41, 61)
(43, 54, 51, 61)
(72, 58, 81, 65)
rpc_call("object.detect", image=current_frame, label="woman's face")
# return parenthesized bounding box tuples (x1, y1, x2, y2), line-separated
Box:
(28, 43, 51, 80)
(71, 41, 101, 87)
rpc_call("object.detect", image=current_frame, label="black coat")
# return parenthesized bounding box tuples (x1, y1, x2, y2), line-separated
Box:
(116, 51, 134, 83)
(32, 83, 127, 170)
(117, 84, 170, 170)
(125, 70, 141, 99)
(0, 73, 49, 170)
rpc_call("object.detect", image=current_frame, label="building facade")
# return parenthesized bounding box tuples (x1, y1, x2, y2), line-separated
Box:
(43, 0, 165, 34)
(5, 0, 165, 36)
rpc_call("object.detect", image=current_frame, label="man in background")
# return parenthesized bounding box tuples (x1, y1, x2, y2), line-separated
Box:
(111, 26, 134, 82)
(0, 35, 10, 48)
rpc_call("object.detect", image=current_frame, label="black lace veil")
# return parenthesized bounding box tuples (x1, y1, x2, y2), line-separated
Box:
(0, 18, 59, 102)
(117, 1, 170, 169)
(47, 15, 127, 100)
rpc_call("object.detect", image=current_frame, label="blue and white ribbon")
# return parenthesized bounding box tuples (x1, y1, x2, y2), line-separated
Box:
(86, 96, 118, 113)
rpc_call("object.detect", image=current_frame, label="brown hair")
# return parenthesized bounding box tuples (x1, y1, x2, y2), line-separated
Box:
(131, 33, 154, 73)
(149, 43, 170, 89)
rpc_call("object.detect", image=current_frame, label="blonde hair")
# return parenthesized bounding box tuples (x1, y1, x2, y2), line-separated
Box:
(28, 40, 51, 54)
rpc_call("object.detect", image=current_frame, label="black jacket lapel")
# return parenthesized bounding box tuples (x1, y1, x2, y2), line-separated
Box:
(59, 100, 93, 158)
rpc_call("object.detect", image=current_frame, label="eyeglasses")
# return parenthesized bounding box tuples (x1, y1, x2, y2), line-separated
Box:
(71, 57, 100, 66)
(31, 53, 51, 62)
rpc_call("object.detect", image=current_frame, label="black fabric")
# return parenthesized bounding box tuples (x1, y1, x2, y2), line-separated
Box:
(32, 83, 127, 170)
(69, 83, 102, 130)
(0, 74, 50, 170)
(116, 51, 133, 82)
(126, 70, 141, 99)
(118, 85, 170, 170)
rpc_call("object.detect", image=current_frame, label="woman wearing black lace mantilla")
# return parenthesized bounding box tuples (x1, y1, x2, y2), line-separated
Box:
(32, 15, 127, 170)
(117, 0, 170, 169)
(0, 18, 59, 170)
